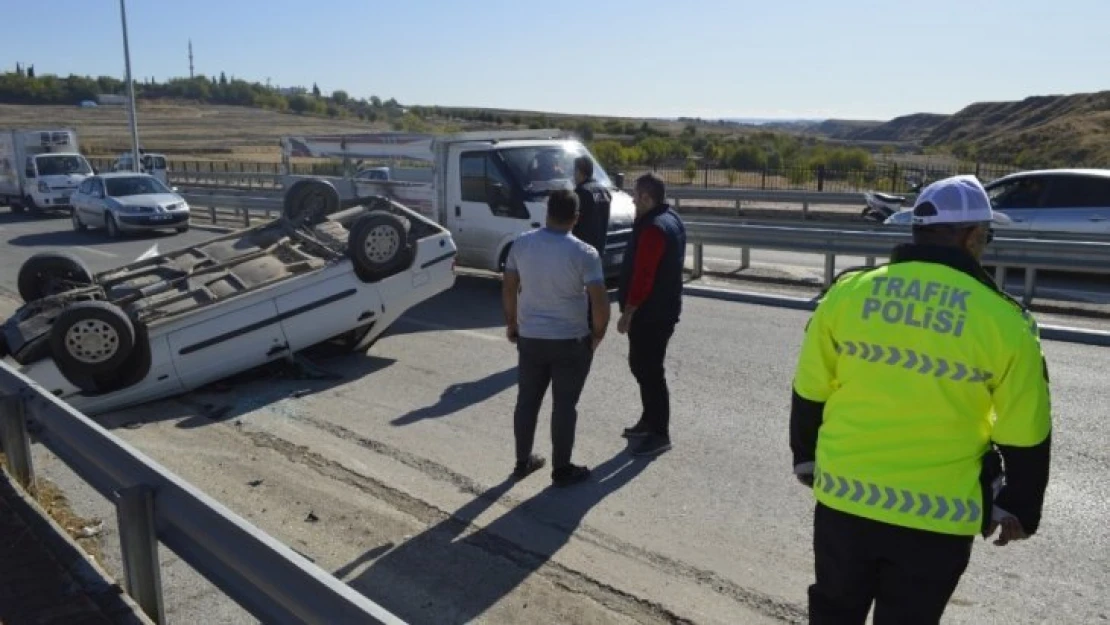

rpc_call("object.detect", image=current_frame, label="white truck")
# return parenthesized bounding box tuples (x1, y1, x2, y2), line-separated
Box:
(111, 150, 170, 185)
(279, 130, 635, 278)
(0, 128, 95, 213)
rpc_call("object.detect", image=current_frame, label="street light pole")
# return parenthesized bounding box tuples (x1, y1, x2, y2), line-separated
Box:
(119, 0, 141, 173)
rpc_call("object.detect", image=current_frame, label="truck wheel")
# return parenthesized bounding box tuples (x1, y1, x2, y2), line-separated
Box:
(348, 211, 412, 281)
(49, 301, 135, 378)
(283, 179, 337, 228)
(18, 252, 95, 303)
(10, 200, 25, 214)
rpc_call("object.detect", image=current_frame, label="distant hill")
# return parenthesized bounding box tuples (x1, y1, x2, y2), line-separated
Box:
(846, 113, 950, 143)
(920, 92, 1110, 166)
(809, 119, 884, 139)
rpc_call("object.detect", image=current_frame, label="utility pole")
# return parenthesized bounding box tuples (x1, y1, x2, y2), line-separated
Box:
(120, 0, 141, 172)
(189, 39, 194, 78)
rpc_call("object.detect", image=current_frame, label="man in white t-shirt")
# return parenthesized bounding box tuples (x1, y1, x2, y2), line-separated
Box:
(502, 189, 610, 487)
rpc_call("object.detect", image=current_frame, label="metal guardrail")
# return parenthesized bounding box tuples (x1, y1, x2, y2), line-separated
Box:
(0, 362, 406, 625)
(685, 220, 1110, 305)
(177, 185, 1110, 307)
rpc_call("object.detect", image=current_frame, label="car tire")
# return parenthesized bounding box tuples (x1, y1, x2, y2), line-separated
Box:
(17, 252, 96, 303)
(283, 179, 338, 228)
(348, 211, 413, 281)
(176, 225, 189, 233)
(49, 301, 135, 378)
(106, 213, 122, 238)
(72, 208, 87, 232)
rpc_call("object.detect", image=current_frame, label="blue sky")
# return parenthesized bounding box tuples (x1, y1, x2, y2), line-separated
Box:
(5, 0, 1107, 121)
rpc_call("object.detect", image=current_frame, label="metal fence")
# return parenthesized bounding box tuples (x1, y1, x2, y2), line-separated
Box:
(87, 157, 1025, 194)
(0, 363, 406, 625)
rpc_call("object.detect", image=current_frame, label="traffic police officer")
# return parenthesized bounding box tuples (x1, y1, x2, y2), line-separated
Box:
(789, 175, 1053, 624)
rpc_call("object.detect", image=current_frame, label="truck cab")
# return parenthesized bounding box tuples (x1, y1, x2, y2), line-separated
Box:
(112, 151, 169, 185)
(0, 129, 94, 213)
(443, 139, 634, 275)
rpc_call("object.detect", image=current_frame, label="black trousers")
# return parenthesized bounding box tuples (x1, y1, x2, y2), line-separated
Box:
(513, 336, 595, 470)
(627, 317, 676, 437)
(810, 503, 974, 625)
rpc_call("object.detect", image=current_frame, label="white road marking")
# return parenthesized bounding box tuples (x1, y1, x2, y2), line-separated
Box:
(398, 317, 503, 342)
(74, 246, 117, 258)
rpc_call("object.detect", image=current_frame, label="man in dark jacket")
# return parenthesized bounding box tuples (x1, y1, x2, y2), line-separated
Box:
(571, 156, 611, 256)
(617, 172, 686, 457)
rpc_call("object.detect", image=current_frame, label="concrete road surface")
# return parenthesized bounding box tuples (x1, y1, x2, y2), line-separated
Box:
(11, 274, 1106, 624)
(0, 210, 219, 297)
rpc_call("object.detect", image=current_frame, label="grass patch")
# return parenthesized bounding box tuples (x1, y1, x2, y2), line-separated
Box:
(1, 450, 106, 565)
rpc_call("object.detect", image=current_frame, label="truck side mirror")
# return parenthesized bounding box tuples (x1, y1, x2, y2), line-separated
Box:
(25, 168, 35, 178)
(614, 172, 625, 189)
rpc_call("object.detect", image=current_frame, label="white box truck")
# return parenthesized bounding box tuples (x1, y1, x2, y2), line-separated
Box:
(279, 130, 635, 278)
(0, 128, 94, 214)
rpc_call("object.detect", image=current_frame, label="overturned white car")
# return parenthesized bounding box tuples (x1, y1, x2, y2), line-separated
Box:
(0, 179, 457, 415)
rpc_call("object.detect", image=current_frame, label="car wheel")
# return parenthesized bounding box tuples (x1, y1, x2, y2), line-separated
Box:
(175, 225, 189, 233)
(17, 252, 96, 303)
(71, 208, 87, 232)
(348, 211, 412, 281)
(106, 213, 121, 238)
(49, 301, 135, 377)
(283, 179, 338, 228)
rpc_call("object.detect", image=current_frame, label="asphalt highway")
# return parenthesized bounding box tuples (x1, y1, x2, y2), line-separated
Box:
(7, 276, 1104, 624)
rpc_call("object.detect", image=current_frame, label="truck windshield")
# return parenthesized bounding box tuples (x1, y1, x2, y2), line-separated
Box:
(497, 144, 613, 196)
(35, 155, 92, 176)
(106, 176, 172, 197)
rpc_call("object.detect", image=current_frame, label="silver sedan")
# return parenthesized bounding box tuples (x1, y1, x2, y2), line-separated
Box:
(71, 172, 191, 237)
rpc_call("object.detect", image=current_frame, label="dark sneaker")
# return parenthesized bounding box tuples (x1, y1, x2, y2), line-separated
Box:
(622, 421, 651, 438)
(552, 464, 591, 487)
(632, 435, 672, 457)
(513, 454, 546, 480)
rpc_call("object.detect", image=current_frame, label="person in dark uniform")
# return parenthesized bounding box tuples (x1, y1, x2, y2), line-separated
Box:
(572, 155, 613, 333)
(616, 172, 686, 457)
(571, 155, 611, 256)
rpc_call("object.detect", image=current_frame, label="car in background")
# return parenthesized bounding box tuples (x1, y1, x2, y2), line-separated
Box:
(884, 168, 1110, 234)
(71, 172, 191, 237)
(0, 178, 458, 415)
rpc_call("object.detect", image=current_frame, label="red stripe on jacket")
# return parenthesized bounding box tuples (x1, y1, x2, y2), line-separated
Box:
(627, 225, 666, 308)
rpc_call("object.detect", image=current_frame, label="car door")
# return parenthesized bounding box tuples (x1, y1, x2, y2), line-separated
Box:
(1028, 174, 1110, 235)
(86, 178, 110, 227)
(274, 273, 384, 352)
(448, 149, 535, 268)
(72, 179, 92, 216)
(985, 175, 1044, 232)
(167, 299, 290, 391)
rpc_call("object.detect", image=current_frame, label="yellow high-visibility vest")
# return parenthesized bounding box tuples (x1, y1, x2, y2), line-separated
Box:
(793, 258, 1051, 536)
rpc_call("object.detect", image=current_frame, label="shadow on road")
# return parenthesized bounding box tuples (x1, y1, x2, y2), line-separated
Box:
(6, 228, 180, 248)
(390, 366, 517, 426)
(343, 447, 655, 625)
(94, 340, 397, 432)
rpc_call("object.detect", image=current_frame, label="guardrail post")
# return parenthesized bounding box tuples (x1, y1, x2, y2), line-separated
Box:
(0, 394, 35, 491)
(865, 256, 876, 267)
(116, 484, 165, 624)
(242, 208, 250, 228)
(692, 242, 704, 279)
(802, 201, 809, 220)
(1023, 268, 1037, 306)
(740, 247, 750, 270)
(994, 265, 1006, 286)
(209, 203, 217, 224)
(823, 254, 835, 287)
